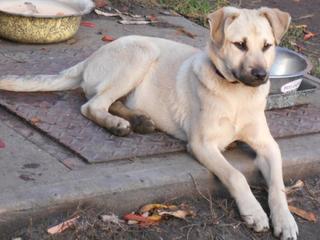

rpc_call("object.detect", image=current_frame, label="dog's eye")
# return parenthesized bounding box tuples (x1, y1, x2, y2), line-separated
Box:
(262, 43, 272, 52)
(233, 41, 248, 51)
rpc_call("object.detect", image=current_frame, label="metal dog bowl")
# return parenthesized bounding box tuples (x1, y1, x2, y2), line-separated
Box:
(0, 0, 94, 44)
(269, 47, 312, 94)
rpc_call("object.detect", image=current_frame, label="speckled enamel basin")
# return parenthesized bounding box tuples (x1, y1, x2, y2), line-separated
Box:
(0, 0, 94, 43)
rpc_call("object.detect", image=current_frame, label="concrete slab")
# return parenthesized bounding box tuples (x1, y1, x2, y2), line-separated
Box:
(0, 120, 70, 192)
(0, 107, 86, 170)
(1, 131, 319, 234)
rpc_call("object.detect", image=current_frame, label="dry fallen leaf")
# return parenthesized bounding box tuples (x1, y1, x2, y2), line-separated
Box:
(30, 117, 41, 124)
(159, 209, 195, 219)
(0, 139, 5, 149)
(119, 20, 152, 25)
(286, 180, 304, 194)
(127, 219, 139, 225)
(24, 2, 39, 14)
(294, 24, 307, 29)
(147, 215, 162, 221)
(160, 10, 180, 16)
(101, 34, 115, 42)
(94, 9, 119, 17)
(66, 38, 77, 45)
(100, 214, 124, 224)
(94, 0, 108, 8)
(176, 27, 197, 39)
(125, 203, 194, 227)
(123, 213, 150, 223)
(140, 203, 177, 213)
(80, 21, 96, 28)
(47, 216, 80, 234)
(123, 213, 160, 226)
(304, 31, 316, 41)
(289, 205, 317, 222)
(290, 42, 305, 52)
(146, 15, 157, 22)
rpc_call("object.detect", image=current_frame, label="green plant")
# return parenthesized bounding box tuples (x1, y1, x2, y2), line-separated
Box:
(158, 0, 228, 26)
(280, 24, 305, 50)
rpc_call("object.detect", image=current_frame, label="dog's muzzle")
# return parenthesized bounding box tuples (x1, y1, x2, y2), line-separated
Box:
(232, 68, 269, 87)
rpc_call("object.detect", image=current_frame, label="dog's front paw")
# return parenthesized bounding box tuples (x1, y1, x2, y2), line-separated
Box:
(238, 198, 269, 232)
(108, 117, 131, 137)
(271, 207, 298, 240)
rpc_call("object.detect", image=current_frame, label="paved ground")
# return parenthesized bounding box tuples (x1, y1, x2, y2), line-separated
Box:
(0, 2, 320, 239)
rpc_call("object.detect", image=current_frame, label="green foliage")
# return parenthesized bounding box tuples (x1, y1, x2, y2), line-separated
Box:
(280, 24, 305, 50)
(159, 0, 228, 26)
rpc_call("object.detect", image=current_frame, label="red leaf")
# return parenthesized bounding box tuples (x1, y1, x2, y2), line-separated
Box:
(176, 27, 197, 39)
(147, 15, 157, 22)
(123, 213, 149, 222)
(101, 34, 115, 42)
(94, 0, 108, 8)
(0, 139, 5, 149)
(47, 216, 80, 235)
(30, 117, 41, 124)
(304, 31, 316, 41)
(80, 21, 96, 28)
(289, 205, 317, 222)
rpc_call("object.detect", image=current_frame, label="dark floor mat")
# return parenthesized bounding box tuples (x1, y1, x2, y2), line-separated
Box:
(0, 90, 185, 163)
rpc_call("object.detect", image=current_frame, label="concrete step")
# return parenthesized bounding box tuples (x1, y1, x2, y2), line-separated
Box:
(1, 126, 319, 235)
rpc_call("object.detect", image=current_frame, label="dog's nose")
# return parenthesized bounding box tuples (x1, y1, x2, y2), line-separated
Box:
(251, 68, 267, 80)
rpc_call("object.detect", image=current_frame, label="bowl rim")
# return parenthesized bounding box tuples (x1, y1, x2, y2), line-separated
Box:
(270, 47, 312, 79)
(0, 0, 94, 18)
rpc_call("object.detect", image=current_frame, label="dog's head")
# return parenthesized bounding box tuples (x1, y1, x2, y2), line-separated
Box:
(207, 7, 291, 87)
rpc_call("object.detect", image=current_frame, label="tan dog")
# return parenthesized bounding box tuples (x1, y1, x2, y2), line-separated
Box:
(0, 7, 298, 240)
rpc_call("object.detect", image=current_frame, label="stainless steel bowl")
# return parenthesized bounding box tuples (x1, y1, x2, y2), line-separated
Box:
(269, 47, 312, 94)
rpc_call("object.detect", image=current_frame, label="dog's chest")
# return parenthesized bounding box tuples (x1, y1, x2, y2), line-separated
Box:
(202, 92, 264, 150)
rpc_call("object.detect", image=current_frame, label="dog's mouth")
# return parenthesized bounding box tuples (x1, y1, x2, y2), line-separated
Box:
(241, 79, 268, 87)
(231, 70, 269, 87)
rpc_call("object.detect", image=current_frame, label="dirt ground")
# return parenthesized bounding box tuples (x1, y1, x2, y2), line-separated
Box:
(10, 176, 320, 240)
(6, 1, 320, 240)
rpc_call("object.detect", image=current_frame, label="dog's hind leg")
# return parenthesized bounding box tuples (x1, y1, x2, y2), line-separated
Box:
(81, 95, 132, 136)
(109, 101, 156, 134)
(80, 37, 160, 136)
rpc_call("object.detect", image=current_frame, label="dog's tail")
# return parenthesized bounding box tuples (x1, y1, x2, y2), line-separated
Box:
(0, 60, 86, 92)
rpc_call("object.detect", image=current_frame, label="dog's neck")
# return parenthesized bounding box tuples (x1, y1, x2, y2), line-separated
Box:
(211, 61, 239, 85)
(206, 42, 239, 84)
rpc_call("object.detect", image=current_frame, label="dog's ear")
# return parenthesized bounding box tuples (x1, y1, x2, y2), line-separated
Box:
(260, 7, 291, 45)
(207, 7, 240, 47)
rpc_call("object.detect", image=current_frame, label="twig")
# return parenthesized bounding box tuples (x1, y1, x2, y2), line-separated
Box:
(180, 223, 201, 230)
(188, 173, 216, 219)
(295, 14, 314, 20)
(119, 20, 158, 25)
(285, 179, 304, 194)
(304, 183, 320, 207)
(186, 225, 194, 240)
(189, 173, 210, 202)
